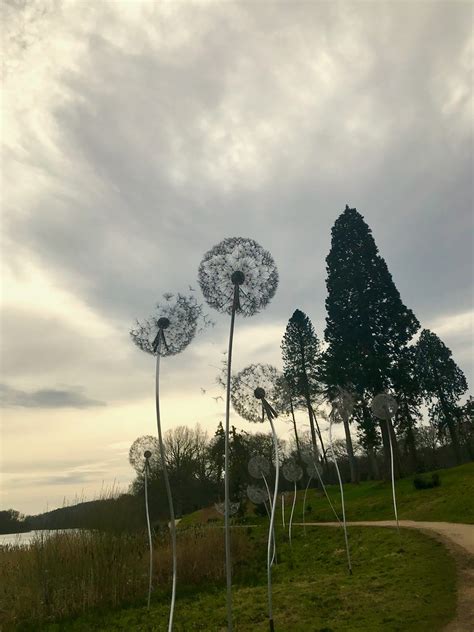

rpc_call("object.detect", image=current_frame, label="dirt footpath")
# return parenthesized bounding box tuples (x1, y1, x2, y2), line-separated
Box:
(302, 520, 474, 632)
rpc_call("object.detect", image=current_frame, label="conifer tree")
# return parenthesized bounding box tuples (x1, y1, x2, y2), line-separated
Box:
(281, 309, 327, 463)
(391, 346, 422, 471)
(323, 205, 419, 477)
(416, 329, 468, 463)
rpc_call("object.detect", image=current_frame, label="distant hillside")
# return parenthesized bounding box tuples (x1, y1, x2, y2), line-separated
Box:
(1, 493, 163, 534)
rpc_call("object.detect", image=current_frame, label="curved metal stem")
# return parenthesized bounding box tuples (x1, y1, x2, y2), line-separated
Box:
(224, 289, 238, 631)
(267, 415, 279, 632)
(302, 476, 312, 537)
(311, 454, 342, 525)
(155, 346, 177, 632)
(281, 493, 285, 528)
(329, 415, 352, 575)
(262, 474, 276, 566)
(144, 462, 153, 609)
(289, 481, 297, 548)
(387, 417, 400, 533)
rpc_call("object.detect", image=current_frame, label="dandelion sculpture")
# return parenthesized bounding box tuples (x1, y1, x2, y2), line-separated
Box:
(248, 455, 276, 565)
(130, 293, 208, 631)
(282, 461, 303, 548)
(214, 501, 240, 517)
(371, 393, 400, 532)
(231, 363, 280, 632)
(329, 390, 354, 574)
(129, 435, 160, 609)
(199, 237, 278, 632)
(300, 446, 341, 525)
(247, 484, 269, 506)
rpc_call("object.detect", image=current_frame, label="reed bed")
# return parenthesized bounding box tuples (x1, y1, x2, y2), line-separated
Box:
(0, 526, 254, 630)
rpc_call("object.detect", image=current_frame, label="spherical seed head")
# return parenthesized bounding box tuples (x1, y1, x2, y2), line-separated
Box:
(282, 460, 303, 482)
(231, 364, 280, 423)
(248, 455, 271, 479)
(247, 484, 269, 505)
(157, 317, 170, 329)
(231, 270, 245, 285)
(371, 393, 398, 420)
(129, 435, 160, 472)
(130, 293, 210, 357)
(198, 237, 278, 317)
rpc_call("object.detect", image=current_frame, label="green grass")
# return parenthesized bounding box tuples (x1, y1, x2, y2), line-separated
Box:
(180, 462, 474, 529)
(33, 526, 457, 631)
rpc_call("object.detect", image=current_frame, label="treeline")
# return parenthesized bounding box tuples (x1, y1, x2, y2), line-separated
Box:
(278, 206, 472, 482)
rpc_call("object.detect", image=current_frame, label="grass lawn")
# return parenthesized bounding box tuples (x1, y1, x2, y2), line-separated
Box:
(31, 525, 456, 631)
(180, 462, 474, 529)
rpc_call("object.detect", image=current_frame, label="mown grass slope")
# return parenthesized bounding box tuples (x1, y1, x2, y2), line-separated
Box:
(33, 526, 456, 631)
(180, 462, 474, 529)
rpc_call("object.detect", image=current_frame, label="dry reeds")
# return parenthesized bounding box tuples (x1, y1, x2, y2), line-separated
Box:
(0, 526, 252, 630)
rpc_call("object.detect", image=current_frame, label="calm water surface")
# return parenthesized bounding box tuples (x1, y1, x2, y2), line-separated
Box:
(1, 529, 78, 546)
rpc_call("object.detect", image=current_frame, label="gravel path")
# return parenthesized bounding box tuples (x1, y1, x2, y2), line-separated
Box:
(300, 520, 474, 631)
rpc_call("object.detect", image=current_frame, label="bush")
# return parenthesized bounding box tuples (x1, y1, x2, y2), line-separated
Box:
(413, 473, 441, 490)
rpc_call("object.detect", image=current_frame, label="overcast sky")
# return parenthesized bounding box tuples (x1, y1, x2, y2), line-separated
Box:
(2, 1, 472, 516)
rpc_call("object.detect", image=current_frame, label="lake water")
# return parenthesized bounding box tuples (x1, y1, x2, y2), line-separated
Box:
(1, 529, 77, 547)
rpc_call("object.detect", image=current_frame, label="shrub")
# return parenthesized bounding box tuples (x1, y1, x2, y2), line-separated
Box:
(413, 473, 441, 490)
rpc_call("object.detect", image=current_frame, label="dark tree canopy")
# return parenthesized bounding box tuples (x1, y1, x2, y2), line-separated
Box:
(323, 205, 420, 396)
(281, 309, 321, 400)
(281, 309, 326, 460)
(416, 328, 468, 461)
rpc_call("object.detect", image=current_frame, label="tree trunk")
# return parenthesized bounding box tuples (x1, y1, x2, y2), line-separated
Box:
(367, 446, 379, 480)
(290, 399, 302, 464)
(446, 417, 462, 464)
(308, 401, 328, 466)
(403, 409, 419, 473)
(342, 415, 358, 483)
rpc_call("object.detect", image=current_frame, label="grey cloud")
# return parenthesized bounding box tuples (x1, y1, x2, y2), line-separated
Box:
(3, 4, 472, 398)
(0, 383, 106, 409)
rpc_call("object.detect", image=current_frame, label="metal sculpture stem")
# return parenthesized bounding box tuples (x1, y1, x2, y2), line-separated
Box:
(311, 456, 342, 525)
(281, 493, 285, 528)
(267, 414, 279, 632)
(144, 462, 153, 609)
(262, 474, 277, 565)
(387, 416, 400, 533)
(289, 481, 297, 548)
(302, 476, 312, 537)
(329, 415, 352, 575)
(224, 287, 238, 632)
(155, 343, 177, 632)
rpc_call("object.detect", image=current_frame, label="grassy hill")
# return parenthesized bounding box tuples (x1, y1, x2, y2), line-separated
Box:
(180, 462, 474, 528)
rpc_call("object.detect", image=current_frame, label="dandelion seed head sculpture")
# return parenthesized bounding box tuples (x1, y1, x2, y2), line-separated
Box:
(231, 364, 280, 423)
(198, 237, 278, 317)
(371, 393, 398, 420)
(332, 388, 355, 420)
(130, 293, 208, 357)
(129, 435, 160, 472)
(306, 461, 319, 478)
(215, 501, 240, 516)
(282, 461, 303, 483)
(301, 445, 320, 465)
(247, 484, 269, 505)
(248, 455, 271, 479)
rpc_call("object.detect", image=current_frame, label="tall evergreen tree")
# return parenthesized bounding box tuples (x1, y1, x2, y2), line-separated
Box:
(416, 329, 468, 463)
(323, 205, 420, 477)
(281, 309, 327, 463)
(391, 346, 422, 471)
